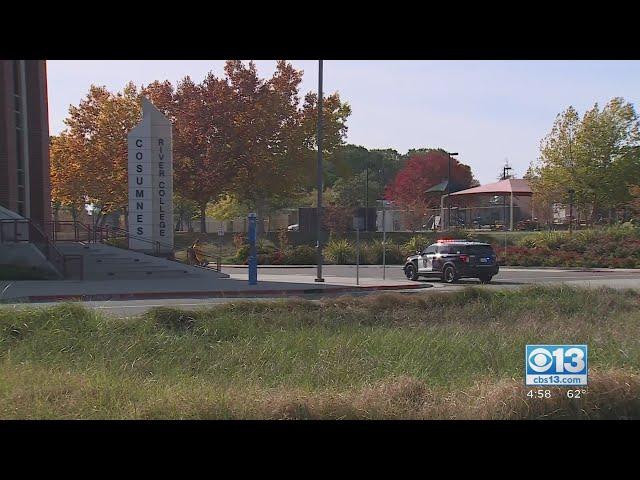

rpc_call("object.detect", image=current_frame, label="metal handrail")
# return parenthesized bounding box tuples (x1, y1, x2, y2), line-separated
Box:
(93, 224, 174, 257)
(48, 220, 91, 242)
(1, 218, 74, 279)
(46, 220, 175, 258)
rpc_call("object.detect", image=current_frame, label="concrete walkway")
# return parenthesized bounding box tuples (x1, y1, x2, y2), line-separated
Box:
(0, 271, 429, 303)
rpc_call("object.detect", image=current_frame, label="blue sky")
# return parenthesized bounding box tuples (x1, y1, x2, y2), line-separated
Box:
(46, 60, 640, 184)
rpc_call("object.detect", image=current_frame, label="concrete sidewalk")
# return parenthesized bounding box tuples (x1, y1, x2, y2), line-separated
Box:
(0, 272, 430, 303)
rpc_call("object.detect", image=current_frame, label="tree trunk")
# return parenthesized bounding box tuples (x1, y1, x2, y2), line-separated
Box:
(200, 203, 207, 233)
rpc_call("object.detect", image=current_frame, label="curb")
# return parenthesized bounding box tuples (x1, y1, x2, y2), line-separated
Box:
(11, 283, 432, 303)
(500, 266, 640, 272)
(219, 264, 405, 269)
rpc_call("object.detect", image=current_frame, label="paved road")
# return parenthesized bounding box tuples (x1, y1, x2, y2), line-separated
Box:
(222, 264, 640, 285)
(5, 265, 640, 316)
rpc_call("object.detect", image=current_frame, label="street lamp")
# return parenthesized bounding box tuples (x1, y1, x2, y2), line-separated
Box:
(378, 165, 389, 280)
(445, 151, 458, 231)
(501, 164, 512, 231)
(315, 60, 324, 282)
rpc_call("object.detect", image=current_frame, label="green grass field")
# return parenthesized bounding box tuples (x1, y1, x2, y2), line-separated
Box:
(1, 286, 639, 419)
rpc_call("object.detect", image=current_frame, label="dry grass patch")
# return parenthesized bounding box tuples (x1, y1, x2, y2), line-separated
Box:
(1, 286, 639, 419)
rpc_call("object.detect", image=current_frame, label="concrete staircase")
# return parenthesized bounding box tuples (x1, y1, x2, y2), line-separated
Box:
(55, 242, 229, 281)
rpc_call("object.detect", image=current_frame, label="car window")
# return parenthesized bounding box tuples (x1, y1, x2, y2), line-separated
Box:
(444, 245, 464, 254)
(423, 245, 437, 255)
(465, 245, 495, 255)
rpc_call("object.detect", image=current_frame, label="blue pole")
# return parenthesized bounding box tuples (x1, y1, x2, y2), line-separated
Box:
(248, 212, 257, 285)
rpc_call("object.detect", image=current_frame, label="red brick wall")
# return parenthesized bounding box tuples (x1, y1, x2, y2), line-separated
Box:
(0, 60, 51, 234)
(25, 60, 51, 233)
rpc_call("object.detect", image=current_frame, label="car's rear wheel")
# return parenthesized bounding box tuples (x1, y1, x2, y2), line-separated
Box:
(442, 265, 457, 284)
(404, 263, 419, 281)
(479, 275, 493, 284)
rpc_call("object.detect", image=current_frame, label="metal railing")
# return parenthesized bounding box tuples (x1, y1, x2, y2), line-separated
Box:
(97, 225, 222, 271)
(48, 220, 92, 243)
(93, 224, 171, 257)
(45, 220, 221, 272)
(0, 218, 82, 279)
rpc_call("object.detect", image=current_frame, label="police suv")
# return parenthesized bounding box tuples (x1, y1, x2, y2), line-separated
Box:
(403, 239, 499, 284)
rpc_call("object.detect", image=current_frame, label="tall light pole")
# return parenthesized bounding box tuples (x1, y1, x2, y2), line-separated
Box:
(445, 151, 458, 231)
(364, 157, 370, 232)
(502, 164, 512, 231)
(379, 166, 387, 280)
(315, 60, 324, 282)
(365, 159, 369, 212)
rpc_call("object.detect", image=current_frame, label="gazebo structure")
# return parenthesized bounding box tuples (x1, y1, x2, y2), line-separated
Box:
(425, 180, 468, 230)
(444, 178, 532, 231)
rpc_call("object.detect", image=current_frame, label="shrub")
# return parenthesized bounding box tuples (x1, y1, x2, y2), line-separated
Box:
(235, 244, 250, 262)
(256, 253, 270, 265)
(268, 250, 286, 265)
(402, 236, 429, 257)
(516, 231, 568, 249)
(284, 245, 316, 265)
(362, 240, 403, 265)
(385, 243, 405, 264)
(257, 238, 276, 255)
(233, 233, 246, 251)
(234, 238, 277, 263)
(604, 222, 640, 241)
(325, 239, 355, 264)
(276, 228, 290, 252)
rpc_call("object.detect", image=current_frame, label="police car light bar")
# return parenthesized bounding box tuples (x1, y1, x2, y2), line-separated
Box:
(436, 239, 468, 243)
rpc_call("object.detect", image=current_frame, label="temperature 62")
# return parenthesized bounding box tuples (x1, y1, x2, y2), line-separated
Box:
(566, 389, 587, 399)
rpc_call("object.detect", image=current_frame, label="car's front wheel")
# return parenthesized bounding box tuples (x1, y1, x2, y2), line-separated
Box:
(404, 263, 419, 281)
(442, 265, 458, 284)
(479, 275, 493, 284)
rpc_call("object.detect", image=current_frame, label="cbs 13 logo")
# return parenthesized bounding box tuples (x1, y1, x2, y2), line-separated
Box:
(526, 345, 587, 375)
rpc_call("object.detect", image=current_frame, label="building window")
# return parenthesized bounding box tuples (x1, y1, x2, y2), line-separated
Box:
(13, 60, 28, 217)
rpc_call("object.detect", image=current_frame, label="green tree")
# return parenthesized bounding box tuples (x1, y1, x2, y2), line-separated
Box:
(534, 98, 640, 224)
(325, 144, 403, 189)
(332, 171, 383, 208)
(174, 194, 199, 232)
(206, 194, 250, 221)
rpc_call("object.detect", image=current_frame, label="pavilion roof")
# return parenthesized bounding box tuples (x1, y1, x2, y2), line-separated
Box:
(450, 178, 532, 196)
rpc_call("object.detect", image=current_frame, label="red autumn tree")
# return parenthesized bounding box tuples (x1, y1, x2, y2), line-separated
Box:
(385, 150, 477, 231)
(143, 75, 237, 232)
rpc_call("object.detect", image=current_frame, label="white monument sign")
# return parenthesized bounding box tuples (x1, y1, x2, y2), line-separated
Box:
(127, 97, 173, 254)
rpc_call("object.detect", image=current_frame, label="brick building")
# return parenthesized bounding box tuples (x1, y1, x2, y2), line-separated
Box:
(0, 60, 51, 232)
